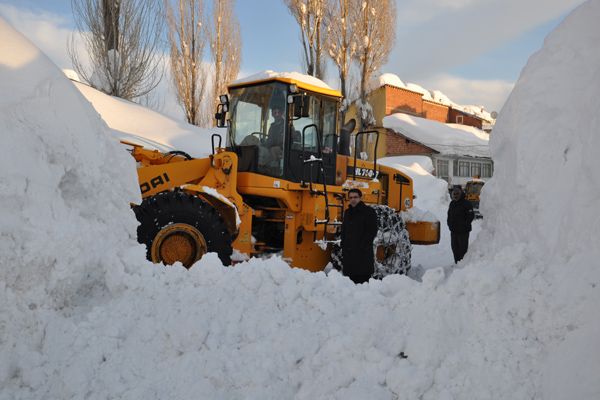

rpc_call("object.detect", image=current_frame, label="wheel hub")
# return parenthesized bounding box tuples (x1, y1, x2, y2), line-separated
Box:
(151, 223, 207, 268)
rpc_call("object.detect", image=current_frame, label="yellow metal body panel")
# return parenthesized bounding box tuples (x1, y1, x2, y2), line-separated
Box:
(406, 221, 441, 245)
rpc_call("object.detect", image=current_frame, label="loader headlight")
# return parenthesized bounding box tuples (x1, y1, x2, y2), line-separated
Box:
(404, 197, 411, 208)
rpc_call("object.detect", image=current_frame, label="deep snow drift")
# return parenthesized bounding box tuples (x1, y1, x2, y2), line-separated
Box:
(74, 81, 223, 158)
(1, 1, 600, 398)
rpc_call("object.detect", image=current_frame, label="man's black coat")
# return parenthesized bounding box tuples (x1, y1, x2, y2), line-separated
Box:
(447, 194, 475, 233)
(341, 201, 378, 277)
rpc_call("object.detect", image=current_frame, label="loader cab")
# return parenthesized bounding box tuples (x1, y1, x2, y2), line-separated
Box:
(222, 77, 341, 185)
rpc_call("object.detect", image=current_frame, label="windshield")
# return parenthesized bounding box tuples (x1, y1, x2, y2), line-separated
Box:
(228, 82, 287, 147)
(228, 82, 288, 177)
(466, 181, 484, 195)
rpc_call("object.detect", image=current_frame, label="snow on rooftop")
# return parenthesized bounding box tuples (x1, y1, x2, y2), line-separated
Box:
(430, 89, 454, 106)
(405, 82, 427, 95)
(372, 75, 492, 118)
(384, 113, 490, 158)
(232, 70, 334, 91)
(372, 72, 405, 89)
(74, 82, 222, 158)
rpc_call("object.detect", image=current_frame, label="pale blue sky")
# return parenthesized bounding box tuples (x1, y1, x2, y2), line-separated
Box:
(0, 0, 585, 112)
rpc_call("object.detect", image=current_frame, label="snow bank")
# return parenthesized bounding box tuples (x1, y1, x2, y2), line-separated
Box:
(2, 1, 600, 398)
(384, 112, 490, 158)
(478, 0, 600, 395)
(74, 82, 222, 158)
(0, 18, 141, 307)
(233, 70, 334, 91)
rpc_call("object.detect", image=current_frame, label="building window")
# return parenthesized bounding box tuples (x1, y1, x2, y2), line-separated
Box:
(482, 163, 492, 178)
(458, 161, 470, 177)
(456, 115, 464, 124)
(437, 159, 449, 181)
(471, 162, 481, 178)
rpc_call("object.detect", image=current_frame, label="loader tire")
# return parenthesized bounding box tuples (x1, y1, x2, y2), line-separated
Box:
(372, 205, 411, 278)
(133, 191, 233, 267)
(330, 205, 411, 278)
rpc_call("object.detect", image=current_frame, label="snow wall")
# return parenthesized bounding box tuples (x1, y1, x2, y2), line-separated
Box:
(1, 0, 600, 398)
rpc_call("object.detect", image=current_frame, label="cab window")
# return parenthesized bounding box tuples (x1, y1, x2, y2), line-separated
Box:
(229, 82, 287, 177)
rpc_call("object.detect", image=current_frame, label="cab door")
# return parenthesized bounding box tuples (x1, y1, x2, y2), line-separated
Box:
(285, 94, 337, 185)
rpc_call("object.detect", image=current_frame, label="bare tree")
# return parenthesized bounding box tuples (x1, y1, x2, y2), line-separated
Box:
(68, 0, 164, 101)
(165, 0, 210, 126)
(285, 0, 326, 79)
(209, 0, 241, 124)
(351, 0, 396, 129)
(324, 0, 357, 123)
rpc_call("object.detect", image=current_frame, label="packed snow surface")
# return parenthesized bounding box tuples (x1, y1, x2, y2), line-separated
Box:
(384, 113, 490, 158)
(74, 81, 222, 158)
(232, 70, 335, 91)
(2, 0, 600, 398)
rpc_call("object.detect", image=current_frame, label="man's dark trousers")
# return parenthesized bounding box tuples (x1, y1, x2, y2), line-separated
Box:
(347, 274, 371, 284)
(451, 232, 469, 263)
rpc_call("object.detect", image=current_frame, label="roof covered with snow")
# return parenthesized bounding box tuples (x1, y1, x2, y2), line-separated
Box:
(372, 73, 406, 89)
(74, 82, 222, 158)
(371, 73, 494, 122)
(230, 70, 341, 97)
(383, 113, 490, 158)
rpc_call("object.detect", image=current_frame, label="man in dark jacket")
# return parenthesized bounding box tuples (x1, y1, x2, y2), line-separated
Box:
(341, 189, 379, 284)
(447, 186, 475, 263)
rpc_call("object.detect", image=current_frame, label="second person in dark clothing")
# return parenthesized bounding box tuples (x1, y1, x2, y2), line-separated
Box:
(341, 189, 379, 284)
(447, 186, 475, 263)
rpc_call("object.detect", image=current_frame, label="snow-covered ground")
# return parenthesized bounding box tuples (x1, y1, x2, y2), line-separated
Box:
(1, 0, 600, 398)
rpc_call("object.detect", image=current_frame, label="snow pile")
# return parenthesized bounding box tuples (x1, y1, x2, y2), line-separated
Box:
(75, 82, 222, 158)
(478, 0, 600, 396)
(233, 70, 335, 91)
(384, 112, 490, 158)
(2, 1, 600, 398)
(0, 19, 141, 308)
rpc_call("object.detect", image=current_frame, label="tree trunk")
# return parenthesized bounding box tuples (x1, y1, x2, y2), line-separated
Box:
(102, 0, 120, 51)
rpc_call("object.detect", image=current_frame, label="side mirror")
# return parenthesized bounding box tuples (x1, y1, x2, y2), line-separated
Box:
(215, 94, 229, 128)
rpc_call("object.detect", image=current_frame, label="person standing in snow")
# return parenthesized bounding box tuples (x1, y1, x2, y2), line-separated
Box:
(447, 186, 475, 263)
(341, 189, 379, 284)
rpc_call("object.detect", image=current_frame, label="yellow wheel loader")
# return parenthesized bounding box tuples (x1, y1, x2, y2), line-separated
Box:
(465, 178, 485, 218)
(127, 75, 440, 276)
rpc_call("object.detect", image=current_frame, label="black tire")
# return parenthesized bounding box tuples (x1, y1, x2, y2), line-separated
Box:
(331, 205, 411, 278)
(372, 205, 411, 278)
(133, 191, 233, 267)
